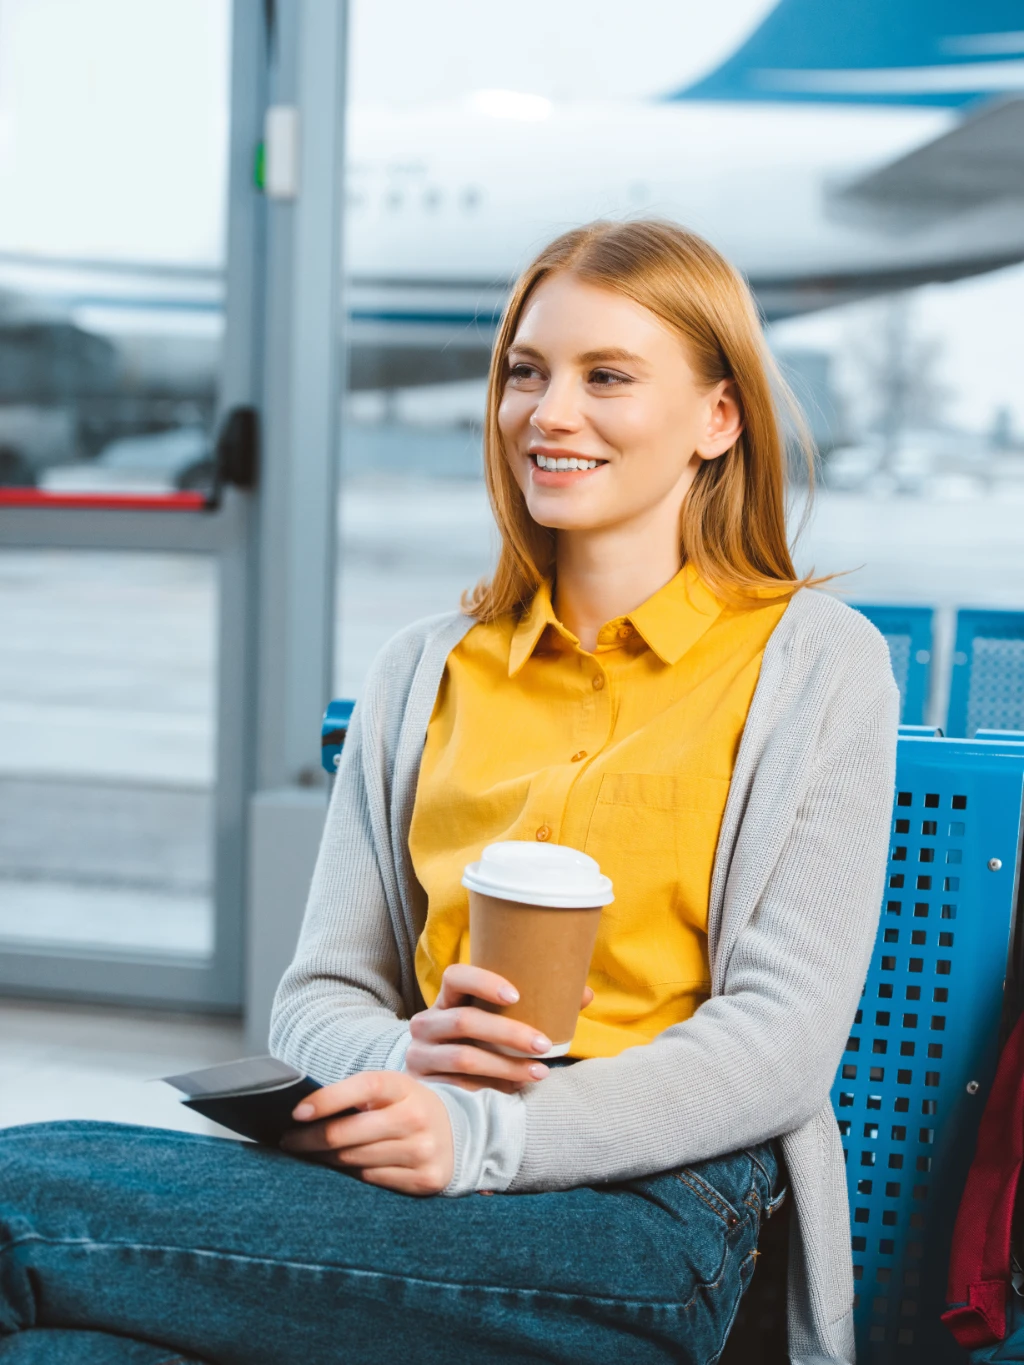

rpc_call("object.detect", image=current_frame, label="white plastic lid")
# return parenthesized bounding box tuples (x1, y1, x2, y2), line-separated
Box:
(462, 840, 614, 908)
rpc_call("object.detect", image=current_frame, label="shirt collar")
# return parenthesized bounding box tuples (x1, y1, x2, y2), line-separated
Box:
(627, 563, 724, 665)
(508, 580, 565, 677)
(507, 564, 724, 676)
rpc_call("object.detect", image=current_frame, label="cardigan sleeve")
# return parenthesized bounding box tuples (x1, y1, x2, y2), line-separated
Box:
(269, 696, 413, 1081)
(438, 681, 898, 1195)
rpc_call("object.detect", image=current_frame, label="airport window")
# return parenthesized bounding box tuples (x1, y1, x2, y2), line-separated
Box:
(0, 552, 217, 963)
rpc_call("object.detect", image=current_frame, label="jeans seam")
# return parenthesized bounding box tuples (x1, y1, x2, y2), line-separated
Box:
(745, 1146, 788, 1219)
(678, 1244, 732, 1314)
(707, 1248, 759, 1365)
(680, 1217, 760, 1329)
(0, 1231, 694, 1314)
(745, 1146, 776, 1193)
(672, 1170, 741, 1226)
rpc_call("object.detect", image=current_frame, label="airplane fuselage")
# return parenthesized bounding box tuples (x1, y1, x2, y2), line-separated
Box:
(4, 97, 1024, 409)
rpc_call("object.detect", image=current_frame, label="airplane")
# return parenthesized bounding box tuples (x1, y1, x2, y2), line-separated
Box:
(1, 0, 1024, 479)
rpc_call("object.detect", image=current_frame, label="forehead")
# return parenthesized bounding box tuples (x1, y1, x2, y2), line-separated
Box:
(511, 273, 684, 360)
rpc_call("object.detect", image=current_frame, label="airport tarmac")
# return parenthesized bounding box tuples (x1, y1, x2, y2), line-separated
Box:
(1, 479, 1023, 961)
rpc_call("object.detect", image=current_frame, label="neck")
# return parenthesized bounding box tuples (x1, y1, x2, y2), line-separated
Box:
(553, 515, 682, 654)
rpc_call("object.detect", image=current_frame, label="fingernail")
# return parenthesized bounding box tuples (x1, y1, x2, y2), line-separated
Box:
(529, 1064, 548, 1080)
(532, 1035, 552, 1053)
(498, 986, 520, 1004)
(292, 1103, 314, 1120)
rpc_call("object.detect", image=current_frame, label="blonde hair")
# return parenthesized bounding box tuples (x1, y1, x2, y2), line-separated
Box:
(464, 219, 826, 621)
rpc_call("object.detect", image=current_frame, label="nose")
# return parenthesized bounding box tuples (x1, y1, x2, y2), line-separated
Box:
(530, 371, 583, 438)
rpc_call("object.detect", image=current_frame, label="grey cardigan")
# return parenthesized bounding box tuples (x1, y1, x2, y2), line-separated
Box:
(270, 588, 899, 1364)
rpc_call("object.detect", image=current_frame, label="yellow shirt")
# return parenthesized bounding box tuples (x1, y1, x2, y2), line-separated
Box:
(408, 565, 790, 1058)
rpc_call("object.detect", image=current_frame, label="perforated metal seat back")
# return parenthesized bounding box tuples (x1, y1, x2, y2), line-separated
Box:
(830, 734, 1024, 1362)
(851, 605, 934, 727)
(948, 609, 1024, 738)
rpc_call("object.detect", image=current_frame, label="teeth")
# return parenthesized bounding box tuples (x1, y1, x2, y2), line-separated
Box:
(535, 454, 602, 471)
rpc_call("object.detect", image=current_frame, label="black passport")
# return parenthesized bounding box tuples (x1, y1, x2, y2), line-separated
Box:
(161, 1056, 323, 1146)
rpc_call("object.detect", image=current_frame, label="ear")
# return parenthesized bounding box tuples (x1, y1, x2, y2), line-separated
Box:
(694, 379, 743, 461)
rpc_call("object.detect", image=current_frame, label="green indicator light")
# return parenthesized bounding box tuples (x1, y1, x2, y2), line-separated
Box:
(254, 142, 266, 191)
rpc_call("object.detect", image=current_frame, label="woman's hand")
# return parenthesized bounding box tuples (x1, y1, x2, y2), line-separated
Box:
(405, 963, 594, 1093)
(280, 1071, 454, 1196)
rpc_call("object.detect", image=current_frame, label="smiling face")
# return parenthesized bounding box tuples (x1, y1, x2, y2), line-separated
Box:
(497, 272, 742, 543)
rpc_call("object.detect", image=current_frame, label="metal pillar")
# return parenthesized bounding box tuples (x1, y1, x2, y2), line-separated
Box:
(245, 0, 347, 1048)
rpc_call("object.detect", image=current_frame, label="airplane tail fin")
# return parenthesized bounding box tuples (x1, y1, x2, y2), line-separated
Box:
(669, 0, 1024, 106)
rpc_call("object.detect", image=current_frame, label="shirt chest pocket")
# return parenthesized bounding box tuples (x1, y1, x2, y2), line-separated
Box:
(583, 772, 732, 935)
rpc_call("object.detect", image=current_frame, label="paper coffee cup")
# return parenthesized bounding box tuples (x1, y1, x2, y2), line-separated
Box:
(462, 842, 614, 1058)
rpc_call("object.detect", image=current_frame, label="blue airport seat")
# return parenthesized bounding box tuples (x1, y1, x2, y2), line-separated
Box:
(321, 697, 355, 774)
(851, 604, 935, 726)
(313, 702, 1024, 1360)
(830, 730, 1024, 1362)
(946, 608, 1024, 738)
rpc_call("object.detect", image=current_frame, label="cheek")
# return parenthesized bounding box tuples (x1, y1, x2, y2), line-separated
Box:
(596, 394, 698, 463)
(497, 390, 531, 440)
(497, 394, 531, 495)
(588, 399, 664, 462)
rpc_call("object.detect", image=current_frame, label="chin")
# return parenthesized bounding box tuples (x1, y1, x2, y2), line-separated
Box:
(525, 497, 606, 532)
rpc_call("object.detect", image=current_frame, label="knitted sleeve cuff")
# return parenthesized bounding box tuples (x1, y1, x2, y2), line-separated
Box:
(428, 1082, 527, 1196)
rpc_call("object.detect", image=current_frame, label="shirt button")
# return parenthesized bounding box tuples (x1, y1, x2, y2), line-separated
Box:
(617, 624, 632, 639)
(570, 750, 587, 763)
(592, 674, 605, 691)
(536, 824, 552, 842)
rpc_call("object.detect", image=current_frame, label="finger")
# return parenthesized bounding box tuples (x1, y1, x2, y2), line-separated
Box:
(581, 985, 595, 1008)
(359, 1165, 443, 1197)
(411, 1004, 552, 1056)
(332, 1137, 430, 1169)
(406, 1041, 548, 1086)
(281, 1104, 409, 1154)
(437, 963, 520, 1009)
(290, 1070, 409, 1123)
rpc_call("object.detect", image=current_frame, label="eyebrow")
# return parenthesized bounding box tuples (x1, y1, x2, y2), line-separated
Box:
(507, 344, 648, 368)
(577, 348, 647, 366)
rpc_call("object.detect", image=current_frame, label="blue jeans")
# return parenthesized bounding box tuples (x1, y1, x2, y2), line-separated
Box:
(0, 1121, 785, 1365)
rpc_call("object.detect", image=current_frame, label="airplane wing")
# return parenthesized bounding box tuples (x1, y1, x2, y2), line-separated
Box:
(669, 0, 1024, 107)
(833, 96, 1024, 227)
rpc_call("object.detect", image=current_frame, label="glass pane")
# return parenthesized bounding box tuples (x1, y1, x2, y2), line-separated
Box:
(336, 15, 1024, 723)
(0, 0, 230, 498)
(335, 464, 494, 698)
(0, 550, 216, 958)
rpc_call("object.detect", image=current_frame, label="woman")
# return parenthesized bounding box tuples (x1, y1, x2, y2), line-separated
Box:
(0, 221, 897, 1365)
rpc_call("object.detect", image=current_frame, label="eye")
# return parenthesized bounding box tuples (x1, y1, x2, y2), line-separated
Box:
(507, 361, 542, 385)
(589, 368, 631, 387)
